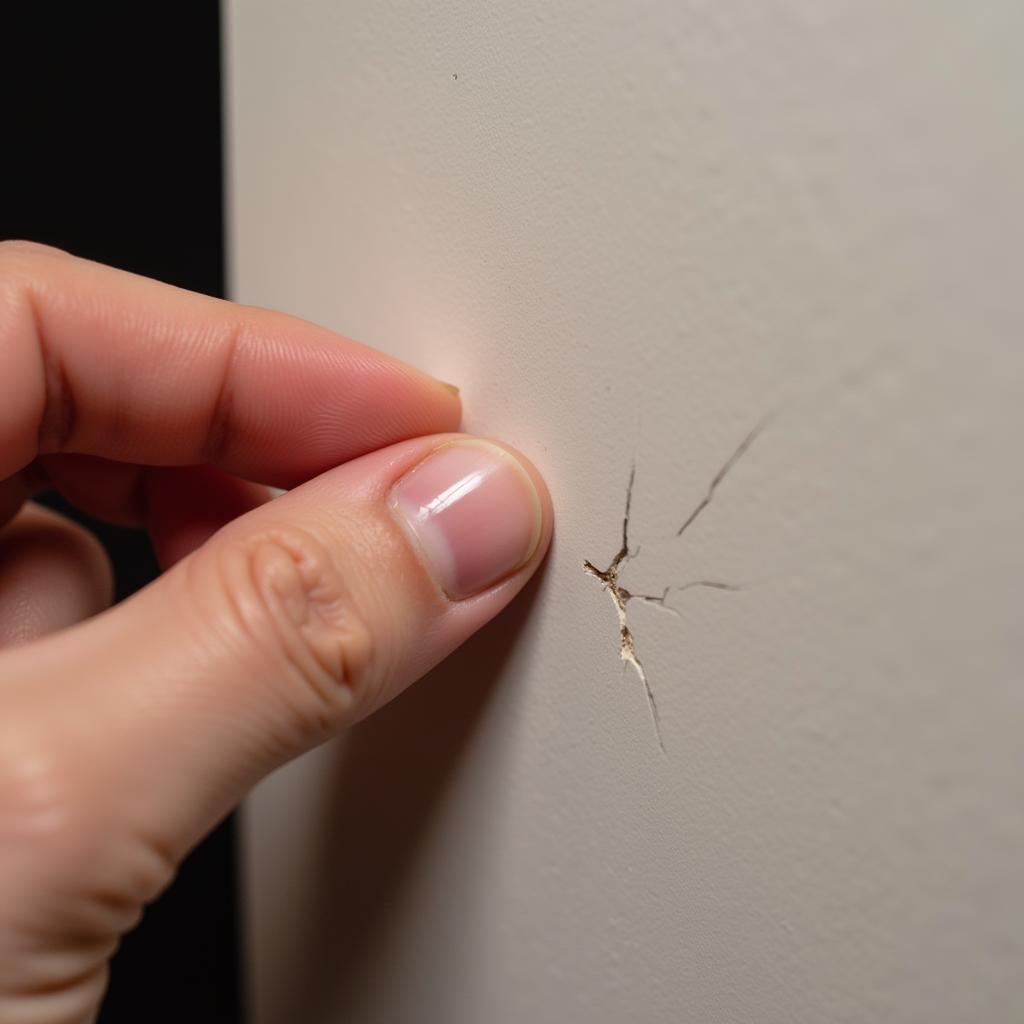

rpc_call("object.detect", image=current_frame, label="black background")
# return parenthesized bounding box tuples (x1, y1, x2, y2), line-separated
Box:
(1, 3, 242, 1020)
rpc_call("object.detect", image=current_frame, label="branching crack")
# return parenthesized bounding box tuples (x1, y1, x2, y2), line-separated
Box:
(584, 423, 766, 753)
(583, 466, 669, 749)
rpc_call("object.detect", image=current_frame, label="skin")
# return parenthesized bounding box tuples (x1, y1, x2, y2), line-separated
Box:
(0, 242, 553, 1024)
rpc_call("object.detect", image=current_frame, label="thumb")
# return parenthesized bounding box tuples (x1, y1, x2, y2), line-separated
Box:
(0, 435, 550, 1003)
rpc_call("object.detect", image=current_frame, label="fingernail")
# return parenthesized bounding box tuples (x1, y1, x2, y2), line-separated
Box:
(389, 440, 543, 599)
(440, 380, 460, 397)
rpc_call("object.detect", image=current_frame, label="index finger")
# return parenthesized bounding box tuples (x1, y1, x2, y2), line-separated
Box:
(0, 242, 461, 487)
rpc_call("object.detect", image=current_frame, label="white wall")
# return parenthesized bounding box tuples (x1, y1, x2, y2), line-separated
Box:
(226, 3, 1024, 1021)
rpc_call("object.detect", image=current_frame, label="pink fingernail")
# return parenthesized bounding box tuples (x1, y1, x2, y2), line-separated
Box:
(388, 440, 543, 600)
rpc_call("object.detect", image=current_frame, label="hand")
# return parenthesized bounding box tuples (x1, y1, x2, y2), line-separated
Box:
(0, 242, 552, 1024)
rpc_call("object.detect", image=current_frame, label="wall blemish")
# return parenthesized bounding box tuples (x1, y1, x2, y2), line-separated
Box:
(584, 421, 768, 752)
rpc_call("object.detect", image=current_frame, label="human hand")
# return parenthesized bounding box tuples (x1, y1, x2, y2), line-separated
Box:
(0, 242, 552, 1024)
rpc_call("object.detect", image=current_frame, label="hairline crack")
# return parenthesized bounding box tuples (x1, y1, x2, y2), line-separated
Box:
(584, 422, 766, 753)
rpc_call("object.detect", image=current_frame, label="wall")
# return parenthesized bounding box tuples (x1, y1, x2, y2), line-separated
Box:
(226, 3, 1024, 1021)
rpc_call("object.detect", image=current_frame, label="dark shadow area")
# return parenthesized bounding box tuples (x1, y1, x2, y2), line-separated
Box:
(275, 574, 545, 1022)
(1, 4, 241, 1021)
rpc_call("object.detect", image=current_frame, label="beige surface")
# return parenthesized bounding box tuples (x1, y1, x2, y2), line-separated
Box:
(226, 3, 1024, 1021)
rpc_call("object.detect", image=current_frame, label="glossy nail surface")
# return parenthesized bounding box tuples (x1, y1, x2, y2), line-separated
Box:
(389, 440, 543, 599)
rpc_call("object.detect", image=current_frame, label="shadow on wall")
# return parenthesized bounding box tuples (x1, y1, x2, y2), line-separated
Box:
(265, 570, 546, 1022)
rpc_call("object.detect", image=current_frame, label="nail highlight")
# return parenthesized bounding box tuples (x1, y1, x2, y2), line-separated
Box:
(389, 440, 542, 599)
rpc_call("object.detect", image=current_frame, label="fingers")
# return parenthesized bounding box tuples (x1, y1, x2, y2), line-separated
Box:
(0, 434, 552, 871)
(0, 504, 112, 647)
(9, 457, 274, 566)
(27, 455, 272, 544)
(34, 454, 148, 526)
(0, 242, 460, 486)
(143, 465, 275, 568)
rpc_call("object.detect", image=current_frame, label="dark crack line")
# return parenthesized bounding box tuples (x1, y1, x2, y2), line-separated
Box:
(676, 414, 772, 538)
(674, 580, 742, 593)
(585, 422, 766, 754)
(583, 573, 664, 752)
(625, 586, 678, 617)
(583, 462, 667, 753)
(625, 581, 744, 618)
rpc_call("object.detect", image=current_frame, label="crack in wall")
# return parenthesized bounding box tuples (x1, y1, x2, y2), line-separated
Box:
(583, 420, 769, 753)
(675, 417, 771, 537)
(583, 465, 667, 751)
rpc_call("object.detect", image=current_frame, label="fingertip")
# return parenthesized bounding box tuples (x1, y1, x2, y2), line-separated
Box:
(468, 436, 554, 585)
(0, 243, 469, 484)
(409, 366, 463, 429)
(387, 436, 552, 603)
(0, 504, 113, 645)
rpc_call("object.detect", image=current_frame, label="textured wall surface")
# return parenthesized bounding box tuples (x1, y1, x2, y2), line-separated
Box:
(226, 3, 1024, 1021)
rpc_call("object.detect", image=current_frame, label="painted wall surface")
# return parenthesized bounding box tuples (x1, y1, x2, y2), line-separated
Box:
(226, 3, 1024, 1021)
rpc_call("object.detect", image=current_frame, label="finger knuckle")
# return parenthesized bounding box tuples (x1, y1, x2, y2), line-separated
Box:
(0, 730, 175, 934)
(214, 524, 377, 735)
(0, 726, 164, 1010)
(0, 726, 94, 899)
(0, 728, 82, 846)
